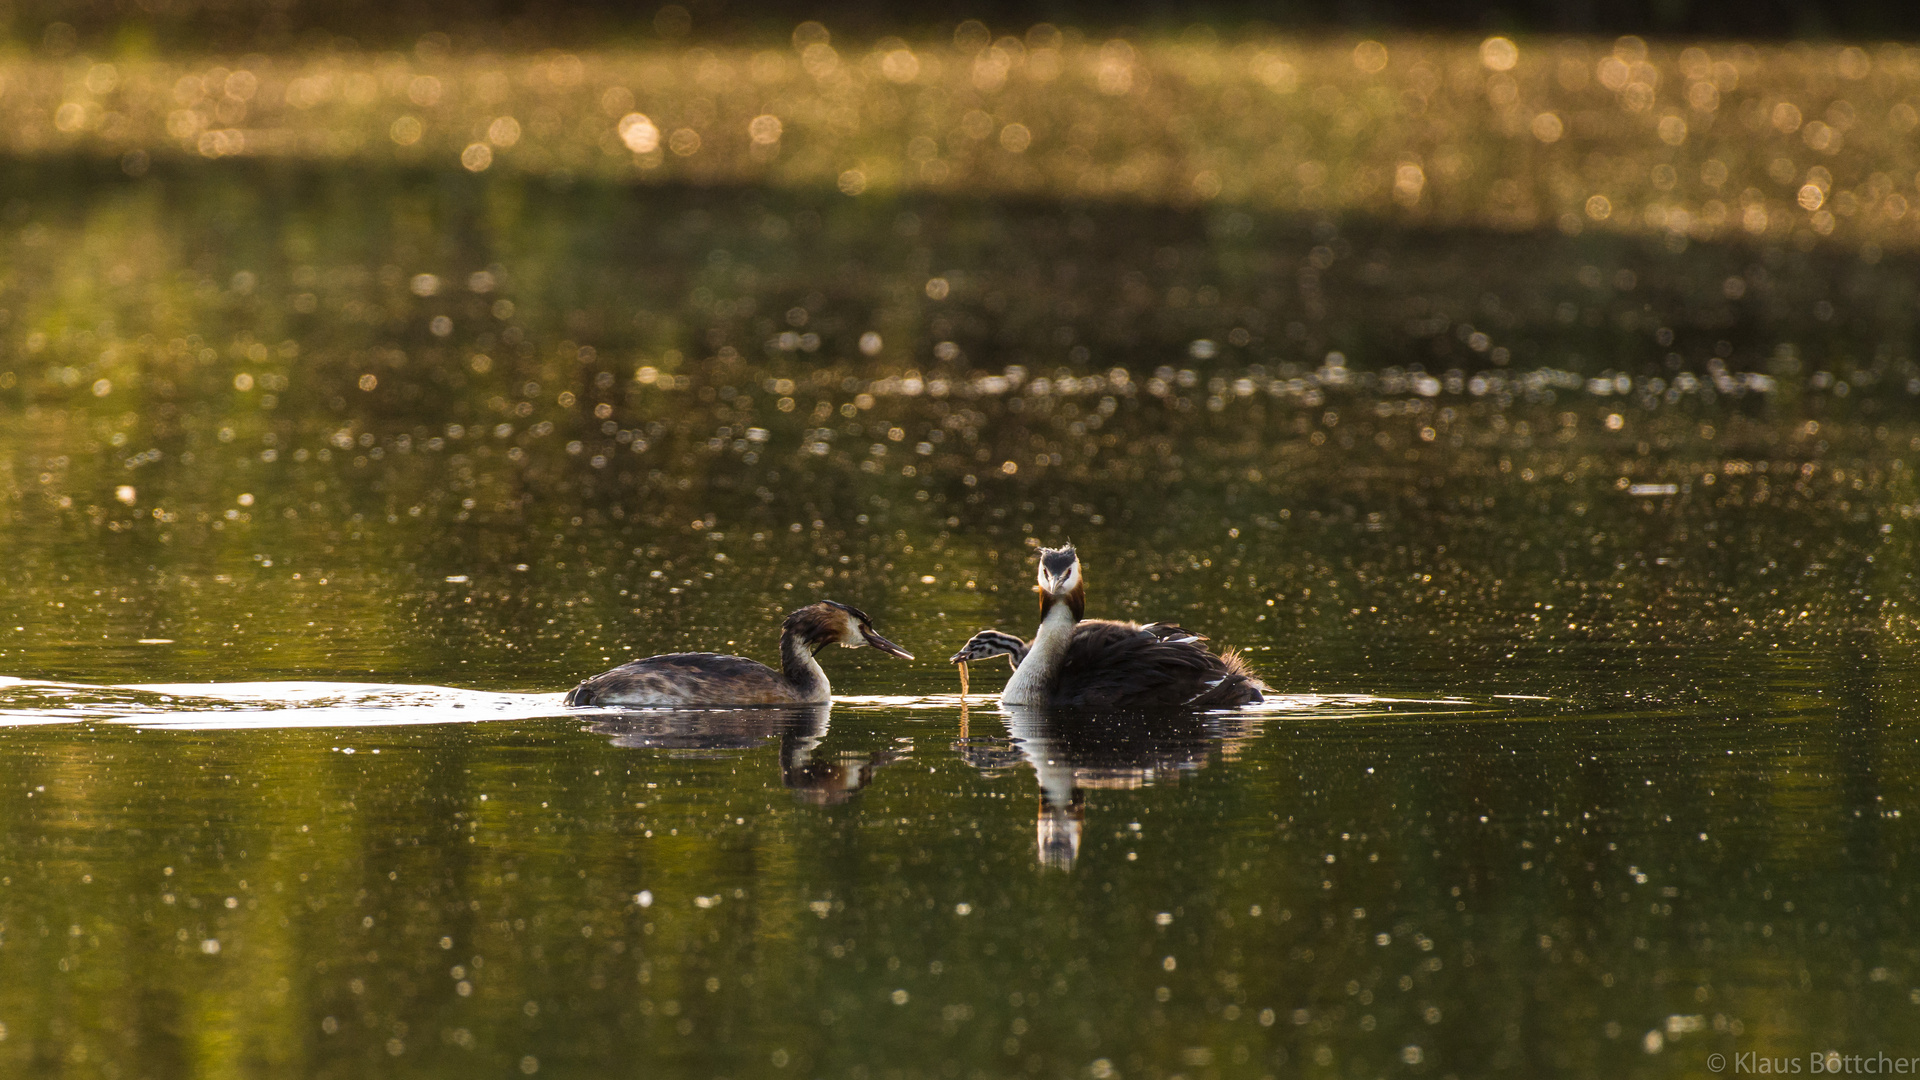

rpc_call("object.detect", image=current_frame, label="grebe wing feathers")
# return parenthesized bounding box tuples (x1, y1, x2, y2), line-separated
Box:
(1134, 622, 1208, 645)
(1052, 620, 1265, 709)
(1183, 645, 1266, 709)
(565, 653, 803, 707)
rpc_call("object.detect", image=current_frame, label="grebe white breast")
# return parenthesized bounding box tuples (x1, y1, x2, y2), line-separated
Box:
(566, 601, 913, 707)
(950, 544, 1264, 709)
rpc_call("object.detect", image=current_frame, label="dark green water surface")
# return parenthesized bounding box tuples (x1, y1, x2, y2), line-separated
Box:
(4, 163, 1920, 1077)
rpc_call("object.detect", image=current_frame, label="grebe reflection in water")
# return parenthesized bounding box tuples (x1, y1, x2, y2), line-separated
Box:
(958, 705, 1263, 869)
(589, 705, 902, 805)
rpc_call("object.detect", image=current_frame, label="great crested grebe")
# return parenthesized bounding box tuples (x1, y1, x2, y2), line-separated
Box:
(565, 601, 913, 707)
(949, 544, 1265, 709)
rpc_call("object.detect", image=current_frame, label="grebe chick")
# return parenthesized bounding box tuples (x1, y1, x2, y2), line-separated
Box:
(950, 544, 1264, 710)
(566, 601, 912, 707)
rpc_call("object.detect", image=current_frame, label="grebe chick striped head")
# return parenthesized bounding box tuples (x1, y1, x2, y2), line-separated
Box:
(1034, 544, 1085, 621)
(785, 600, 915, 658)
(949, 629, 1029, 669)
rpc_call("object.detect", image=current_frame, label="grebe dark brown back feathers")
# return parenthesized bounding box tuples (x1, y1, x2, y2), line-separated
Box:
(566, 601, 912, 707)
(952, 545, 1264, 709)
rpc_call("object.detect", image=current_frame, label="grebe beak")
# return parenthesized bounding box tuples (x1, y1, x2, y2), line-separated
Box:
(862, 628, 914, 660)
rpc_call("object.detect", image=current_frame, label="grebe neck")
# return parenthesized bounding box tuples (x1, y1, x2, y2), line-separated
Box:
(779, 629, 831, 703)
(1002, 600, 1078, 705)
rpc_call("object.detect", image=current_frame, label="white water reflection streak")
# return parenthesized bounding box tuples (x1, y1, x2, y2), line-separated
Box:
(0, 676, 1507, 731)
(0, 676, 568, 729)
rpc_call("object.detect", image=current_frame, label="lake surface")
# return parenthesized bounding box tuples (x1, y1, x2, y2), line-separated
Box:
(4, 162, 1920, 1077)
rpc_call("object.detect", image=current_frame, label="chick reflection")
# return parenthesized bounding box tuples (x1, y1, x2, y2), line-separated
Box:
(589, 705, 898, 805)
(958, 705, 1260, 869)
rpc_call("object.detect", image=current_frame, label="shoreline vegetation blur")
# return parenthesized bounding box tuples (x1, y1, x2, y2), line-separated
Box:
(1, 27, 1918, 253)
(9, 0, 1920, 50)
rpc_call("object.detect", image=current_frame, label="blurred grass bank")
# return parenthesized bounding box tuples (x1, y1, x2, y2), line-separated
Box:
(4, 26, 1919, 252)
